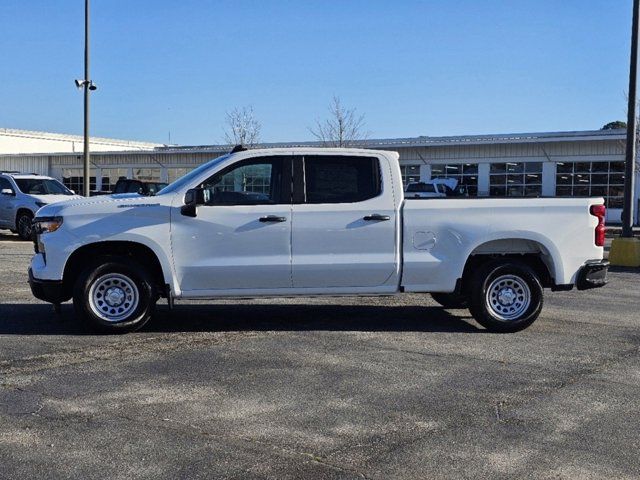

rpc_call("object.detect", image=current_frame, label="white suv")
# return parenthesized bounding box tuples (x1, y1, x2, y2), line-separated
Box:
(0, 172, 79, 240)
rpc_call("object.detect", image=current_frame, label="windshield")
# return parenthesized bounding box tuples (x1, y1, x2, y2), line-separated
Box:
(157, 154, 231, 195)
(15, 178, 73, 195)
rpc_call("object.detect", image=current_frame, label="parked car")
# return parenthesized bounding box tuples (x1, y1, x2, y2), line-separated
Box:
(405, 182, 447, 198)
(406, 178, 470, 198)
(0, 172, 80, 240)
(29, 148, 608, 333)
(112, 179, 168, 196)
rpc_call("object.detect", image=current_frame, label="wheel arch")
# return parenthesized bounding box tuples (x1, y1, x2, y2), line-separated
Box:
(460, 236, 561, 291)
(62, 240, 170, 299)
(15, 207, 35, 228)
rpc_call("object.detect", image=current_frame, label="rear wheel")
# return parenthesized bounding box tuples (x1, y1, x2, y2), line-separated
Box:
(73, 257, 157, 333)
(431, 292, 469, 309)
(16, 211, 33, 240)
(468, 260, 543, 333)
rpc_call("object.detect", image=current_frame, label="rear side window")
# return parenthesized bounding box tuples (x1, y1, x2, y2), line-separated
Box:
(304, 156, 381, 203)
(0, 178, 12, 190)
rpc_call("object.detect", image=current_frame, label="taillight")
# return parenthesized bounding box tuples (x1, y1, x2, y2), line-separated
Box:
(590, 204, 606, 247)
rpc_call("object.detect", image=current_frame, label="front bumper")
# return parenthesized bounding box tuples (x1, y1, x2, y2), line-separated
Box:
(28, 268, 68, 304)
(576, 260, 609, 290)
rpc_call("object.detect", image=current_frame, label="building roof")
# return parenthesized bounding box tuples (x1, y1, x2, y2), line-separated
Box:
(154, 128, 627, 154)
(0, 127, 162, 149)
(0, 128, 627, 158)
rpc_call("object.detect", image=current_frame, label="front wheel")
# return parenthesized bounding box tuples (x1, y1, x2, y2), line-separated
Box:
(468, 260, 543, 333)
(73, 257, 157, 333)
(16, 211, 33, 240)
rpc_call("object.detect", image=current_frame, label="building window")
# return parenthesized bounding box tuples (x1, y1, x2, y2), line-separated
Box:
(400, 165, 420, 187)
(62, 168, 97, 194)
(101, 168, 129, 192)
(431, 163, 478, 196)
(489, 162, 542, 197)
(167, 167, 194, 183)
(556, 161, 625, 208)
(133, 168, 161, 182)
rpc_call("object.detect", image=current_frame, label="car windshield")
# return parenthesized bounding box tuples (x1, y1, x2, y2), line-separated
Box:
(15, 178, 73, 195)
(157, 154, 231, 195)
(406, 183, 436, 193)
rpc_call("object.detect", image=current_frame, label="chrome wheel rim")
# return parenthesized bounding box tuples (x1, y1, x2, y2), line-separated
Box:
(89, 273, 139, 323)
(18, 215, 32, 238)
(486, 274, 531, 321)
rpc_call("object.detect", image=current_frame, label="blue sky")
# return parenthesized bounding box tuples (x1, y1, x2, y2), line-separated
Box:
(0, 1, 633, 144)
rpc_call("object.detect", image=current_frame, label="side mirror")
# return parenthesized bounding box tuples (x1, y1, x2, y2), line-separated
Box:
(181, 188, 206, 217)
(1, 188, 15, 196)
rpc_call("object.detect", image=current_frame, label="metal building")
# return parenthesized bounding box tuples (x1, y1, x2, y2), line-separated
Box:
(0, 128, 637, 224)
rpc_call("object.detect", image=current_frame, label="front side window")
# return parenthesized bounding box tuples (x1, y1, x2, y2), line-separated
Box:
(0, 178, 12, 191)
(200, 157, 285, 205)
(303, 156, 381, 204)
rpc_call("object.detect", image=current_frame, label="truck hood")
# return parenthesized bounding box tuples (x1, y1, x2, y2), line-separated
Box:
(31, 194, 82, 206)
(35, 193, 171, 217)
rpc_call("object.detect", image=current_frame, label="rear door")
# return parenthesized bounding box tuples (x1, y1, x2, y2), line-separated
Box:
(291, 154, 399, 289)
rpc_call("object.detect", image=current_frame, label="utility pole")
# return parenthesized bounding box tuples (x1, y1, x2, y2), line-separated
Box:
(610, 0, 640, 266)
(83, 0, 91, 197)
(623, 0, 639, 236)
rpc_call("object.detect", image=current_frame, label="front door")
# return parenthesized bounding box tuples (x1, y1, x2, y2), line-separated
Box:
(171, 156, 292, 293)
(291, 154, 399, 289)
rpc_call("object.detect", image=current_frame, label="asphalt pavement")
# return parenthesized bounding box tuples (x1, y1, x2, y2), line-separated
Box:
(1, 231, 639, 479)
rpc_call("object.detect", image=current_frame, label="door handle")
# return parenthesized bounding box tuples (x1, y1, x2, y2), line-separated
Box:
(259, 215, 287, 223)
(363, 214, 390, 221)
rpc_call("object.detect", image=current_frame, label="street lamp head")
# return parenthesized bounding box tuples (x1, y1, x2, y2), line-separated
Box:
(74, 79, 86, 89)
(88, 82, 97, 91)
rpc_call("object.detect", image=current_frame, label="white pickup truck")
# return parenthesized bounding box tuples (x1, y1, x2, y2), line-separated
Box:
(29, 147, 609, 333)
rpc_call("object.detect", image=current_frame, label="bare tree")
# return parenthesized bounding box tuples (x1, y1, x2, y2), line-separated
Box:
(309, 96, 368, 147)
(224, 106, 261, 147)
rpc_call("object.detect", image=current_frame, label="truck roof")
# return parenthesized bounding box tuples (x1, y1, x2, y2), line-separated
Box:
(230, 147, 398, 157)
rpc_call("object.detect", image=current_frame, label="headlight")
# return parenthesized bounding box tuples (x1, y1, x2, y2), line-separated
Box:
(33, 216, 63, 234)
(35, 201, 48, 208)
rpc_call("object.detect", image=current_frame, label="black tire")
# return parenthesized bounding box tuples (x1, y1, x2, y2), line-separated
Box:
(431, 292, 469, 309)
(468, 260, 543, 333)
(73, 256, 157, 333)
(16, 211, 33, 240)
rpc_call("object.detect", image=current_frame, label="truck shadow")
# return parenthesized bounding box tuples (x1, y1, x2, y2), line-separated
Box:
(0, 303, 481, 335)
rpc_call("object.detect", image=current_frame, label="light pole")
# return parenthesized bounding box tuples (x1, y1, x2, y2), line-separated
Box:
(610, 0, 640, 266)
(622, 0, 639, 237)
(75, 0, 96, 197)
